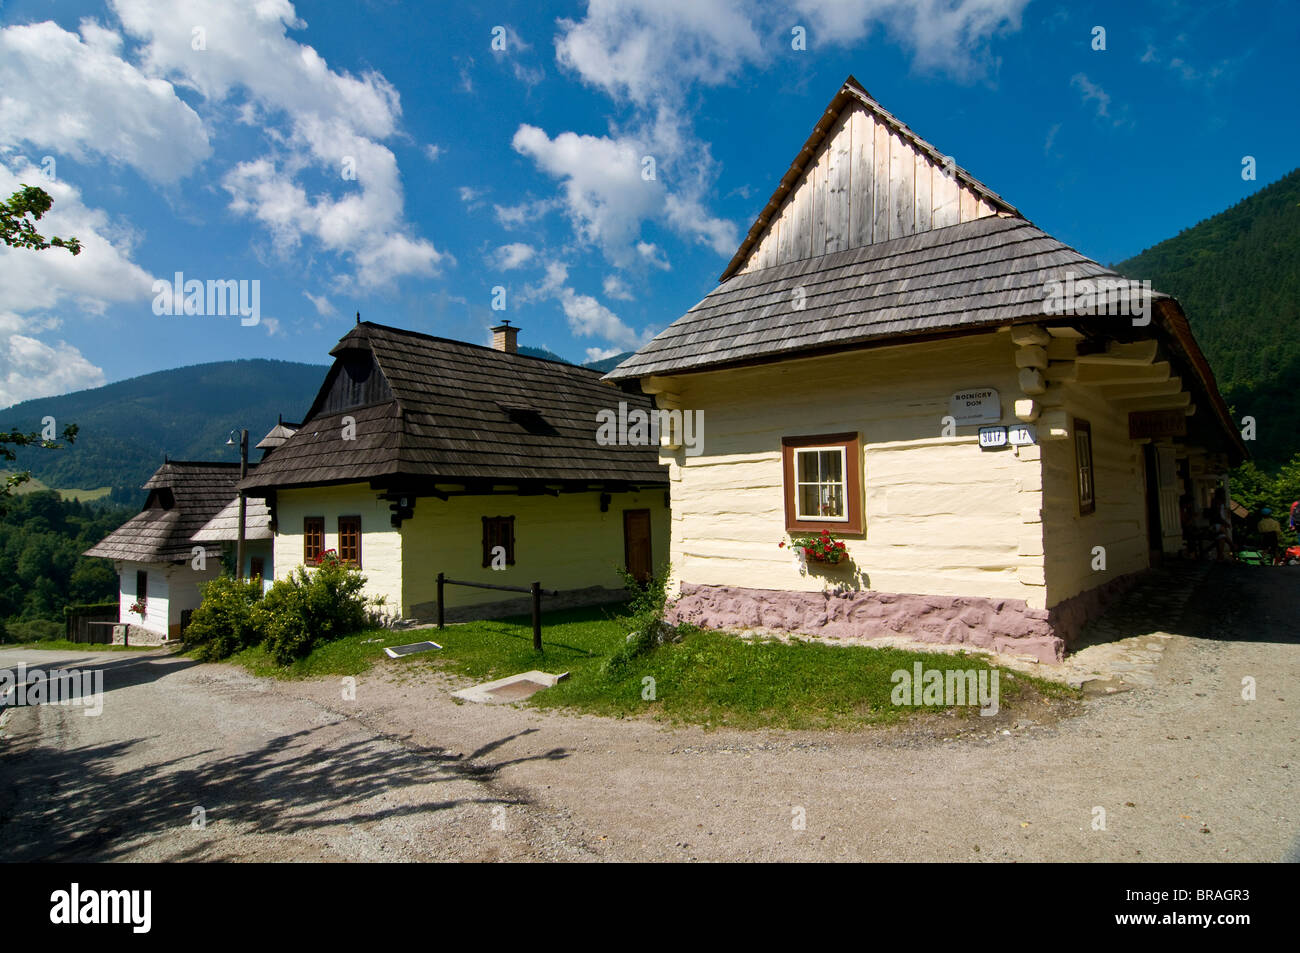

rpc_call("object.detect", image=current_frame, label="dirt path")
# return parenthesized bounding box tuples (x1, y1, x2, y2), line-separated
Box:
(2, 563, 1296, 862)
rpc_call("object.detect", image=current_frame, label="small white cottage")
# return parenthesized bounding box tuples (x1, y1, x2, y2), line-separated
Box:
(84, 461, 241, 642)
(84, 421, 295, 641)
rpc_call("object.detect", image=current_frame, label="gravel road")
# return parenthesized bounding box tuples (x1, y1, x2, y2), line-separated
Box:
(2, 563, 1295, 862)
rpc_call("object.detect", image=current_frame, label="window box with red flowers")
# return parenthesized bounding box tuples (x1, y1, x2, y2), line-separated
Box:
(779, 529, 850, 567)
(310, 548, 341, 568)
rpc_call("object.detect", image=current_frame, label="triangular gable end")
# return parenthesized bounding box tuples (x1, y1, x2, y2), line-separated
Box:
(724, 76, 1019, 281)
(303, 327, 397, 421)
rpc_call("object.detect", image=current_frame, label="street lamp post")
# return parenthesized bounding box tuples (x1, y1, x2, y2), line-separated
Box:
(226, 429, 249, 580)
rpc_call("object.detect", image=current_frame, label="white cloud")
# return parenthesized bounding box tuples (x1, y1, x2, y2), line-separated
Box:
(1043, 121, 1061, 155)
(1139, 43, 1228, 87)
(459, 186, 486, 203)
(512, 123, 735, 268)
(603, 274, 634, 300)
(424, 144, 444, 161)
(494, 197, 561, 229)
(0, 158, 155, 315)
(0, 315, 106, 407)
(1070, 72, 1111, 118)
(523, 260, 652, 351)
(585, 345, 623, 362)
(793, 0, 1030, 78)
(0, 19, 211, 184)
(489, 243, 536, 270)
(0, 157, 156, 403)
(303, 290, 334, 315)
(112, 0, 445, 286)
(555, 0, 763, 105)
(557, 286, 646, 350)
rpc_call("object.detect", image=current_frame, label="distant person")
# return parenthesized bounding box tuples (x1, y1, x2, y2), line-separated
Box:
(1290, 500, 1300, 534)
(1211, 488, 1233, 561)
(1258, 507, 1282, 564)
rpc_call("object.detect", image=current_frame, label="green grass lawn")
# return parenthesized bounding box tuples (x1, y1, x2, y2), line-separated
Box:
(0, 471, 112, 500)
(218, 604, 1077, 731)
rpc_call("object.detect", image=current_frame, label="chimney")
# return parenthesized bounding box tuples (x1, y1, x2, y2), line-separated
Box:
(491, 320, 519, 354)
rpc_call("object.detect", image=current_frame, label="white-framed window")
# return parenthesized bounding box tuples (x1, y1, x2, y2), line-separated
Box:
(793, 446, 848, 522)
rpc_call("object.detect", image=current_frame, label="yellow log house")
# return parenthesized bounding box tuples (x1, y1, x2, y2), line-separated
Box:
(605, 76, 1246, 662)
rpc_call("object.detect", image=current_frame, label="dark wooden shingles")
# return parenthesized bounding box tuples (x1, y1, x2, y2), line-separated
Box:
(241, 326, 666, 489)
(86, 462, 244, 562)
(607, 217, 1154, 379)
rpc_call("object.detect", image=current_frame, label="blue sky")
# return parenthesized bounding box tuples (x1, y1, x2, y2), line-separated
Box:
(0, 0, 1296, 407)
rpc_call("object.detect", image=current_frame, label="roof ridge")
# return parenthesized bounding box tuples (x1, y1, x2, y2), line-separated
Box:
(350, 321, 603, 374)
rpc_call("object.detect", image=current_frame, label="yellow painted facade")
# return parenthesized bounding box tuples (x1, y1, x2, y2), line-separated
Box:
(400, 489, 668, 616)
(273, 483, 669, 618)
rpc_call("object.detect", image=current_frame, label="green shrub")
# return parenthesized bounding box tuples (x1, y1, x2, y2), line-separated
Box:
(184, 576, 264, 661)
(253, 557, 379, 665)
(3, 618, 64, 643)
(601, 567, 676, 678)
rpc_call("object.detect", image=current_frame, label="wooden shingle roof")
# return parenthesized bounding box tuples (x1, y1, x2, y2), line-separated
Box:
(191, 495, 274, 542)
(241, 323, 667, 490)
(605, 215, 1163, 380)
(84, 461, 246, 563)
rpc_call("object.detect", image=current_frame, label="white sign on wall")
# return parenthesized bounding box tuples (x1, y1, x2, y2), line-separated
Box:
(949, 387, 1001, 425)
(978, 426, 1008, 449)
(1007, 425, 1037, 446)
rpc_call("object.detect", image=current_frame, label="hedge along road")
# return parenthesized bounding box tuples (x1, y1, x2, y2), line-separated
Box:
(0, 563, 1296, 862)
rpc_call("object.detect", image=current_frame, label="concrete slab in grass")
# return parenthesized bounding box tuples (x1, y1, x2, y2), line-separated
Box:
(384, 641, 442, 658)
(452, 670, 570, 705)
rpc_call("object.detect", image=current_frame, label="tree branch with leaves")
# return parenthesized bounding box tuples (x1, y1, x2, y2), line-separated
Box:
(1, 184, 82, 255)
(1, 183, 82, 504)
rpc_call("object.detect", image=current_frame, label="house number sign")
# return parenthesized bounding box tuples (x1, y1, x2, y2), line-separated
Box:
(1007, 425, 1037, 446)
(949, 387, 1001, 425)
(978, 426, 1008, 449)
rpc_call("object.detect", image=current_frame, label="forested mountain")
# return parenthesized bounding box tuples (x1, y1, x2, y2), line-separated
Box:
(3, 359, 327, 501)
(2, 347, 626, 500)
(1114, 167, 1300, 470)
(0, 492, 134, 632)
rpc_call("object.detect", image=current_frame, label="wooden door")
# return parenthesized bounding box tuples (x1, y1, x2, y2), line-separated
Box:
(623, 509, 652, 582)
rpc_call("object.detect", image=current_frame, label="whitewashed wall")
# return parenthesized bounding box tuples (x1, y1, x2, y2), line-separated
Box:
(273, 484, 403, 614)
(654, 333, 1047, 606)
(118, 560, 169, 636)
(1040, 382, 1151, 604)
(117, 558, 221, 638)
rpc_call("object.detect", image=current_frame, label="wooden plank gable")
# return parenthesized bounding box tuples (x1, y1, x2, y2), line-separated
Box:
(735, 98, 1004, 277)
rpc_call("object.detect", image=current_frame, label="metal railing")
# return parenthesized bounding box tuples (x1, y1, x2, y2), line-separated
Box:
(435, 573, 558, 651)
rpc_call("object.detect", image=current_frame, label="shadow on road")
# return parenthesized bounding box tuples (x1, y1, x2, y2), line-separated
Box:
(1073, 562, 1300, 650)
(0, 712, 569, 861)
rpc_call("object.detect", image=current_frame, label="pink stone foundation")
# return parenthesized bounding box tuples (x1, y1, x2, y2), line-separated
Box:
(667, 574, 1143, 664)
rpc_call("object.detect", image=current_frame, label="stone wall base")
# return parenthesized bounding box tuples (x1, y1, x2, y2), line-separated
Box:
(667, 574, 1151, 663)
(112, 623, 167, 646)
(1045, 571, 1145, 647)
